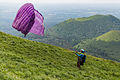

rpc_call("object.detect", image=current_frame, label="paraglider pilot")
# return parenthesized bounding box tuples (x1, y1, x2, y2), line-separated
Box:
(73, 49, 86, 68)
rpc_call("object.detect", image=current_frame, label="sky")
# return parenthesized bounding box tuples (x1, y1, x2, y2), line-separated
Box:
(1, 0, 120, 4)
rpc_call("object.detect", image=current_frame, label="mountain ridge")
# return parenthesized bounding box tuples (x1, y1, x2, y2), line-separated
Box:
(66, 15, 118, 22)
(26, 15, 120, 49)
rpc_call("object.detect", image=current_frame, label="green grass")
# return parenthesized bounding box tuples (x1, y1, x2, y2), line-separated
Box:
(67, 15, 113, 22)
(75, 15, 111, 21)
(96, 30, 120, 41)
(0, 32, 120, 80)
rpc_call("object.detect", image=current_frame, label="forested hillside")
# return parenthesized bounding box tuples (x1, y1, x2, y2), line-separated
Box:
(26, 15, 120, 48)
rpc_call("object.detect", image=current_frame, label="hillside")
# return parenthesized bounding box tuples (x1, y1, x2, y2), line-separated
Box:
(73, 30, 120, 62)
(26, 15, 120, 48)
(0, 31, 120, 80)
(96, 30, 120, 41)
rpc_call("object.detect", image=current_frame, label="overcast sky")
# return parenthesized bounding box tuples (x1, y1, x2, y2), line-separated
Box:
(1, 0, 120, 4)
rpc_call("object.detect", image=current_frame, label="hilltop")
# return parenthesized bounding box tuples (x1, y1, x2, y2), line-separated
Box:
(96, 30, 120, 41)
(26, 15, 120, 48)
(73, 30, 120, 62)
(66, 15, 118, 22)
(0, 31, 120, 80)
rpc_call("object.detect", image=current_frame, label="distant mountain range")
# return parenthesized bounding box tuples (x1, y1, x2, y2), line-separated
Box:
(74, 30, 120, 62)
(0, 31, 120, 80)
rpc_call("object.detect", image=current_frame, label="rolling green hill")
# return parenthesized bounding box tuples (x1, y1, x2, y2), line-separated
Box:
(96, 30, 120, 41)
(73, 30, 120, 62)
(0, 31, 120, 80)
(26, 15, 120, 48)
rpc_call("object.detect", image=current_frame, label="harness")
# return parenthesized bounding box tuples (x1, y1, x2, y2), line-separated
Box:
(76, 52, 86, 62)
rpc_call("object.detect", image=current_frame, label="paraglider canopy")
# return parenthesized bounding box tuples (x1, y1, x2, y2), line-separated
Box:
(12, 3, 44, 36)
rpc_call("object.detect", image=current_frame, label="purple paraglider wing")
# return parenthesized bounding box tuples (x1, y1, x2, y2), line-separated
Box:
(12, 3, 35, 36)
(12, 3, 44, 36)
(30, 10, 44, 36)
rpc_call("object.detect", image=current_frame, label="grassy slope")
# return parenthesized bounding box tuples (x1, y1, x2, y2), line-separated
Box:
(73, 30, 120, 62)
(96, 30, 120, 41)
(0, 32, 120, 80)
(26, 15, 120, 48)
